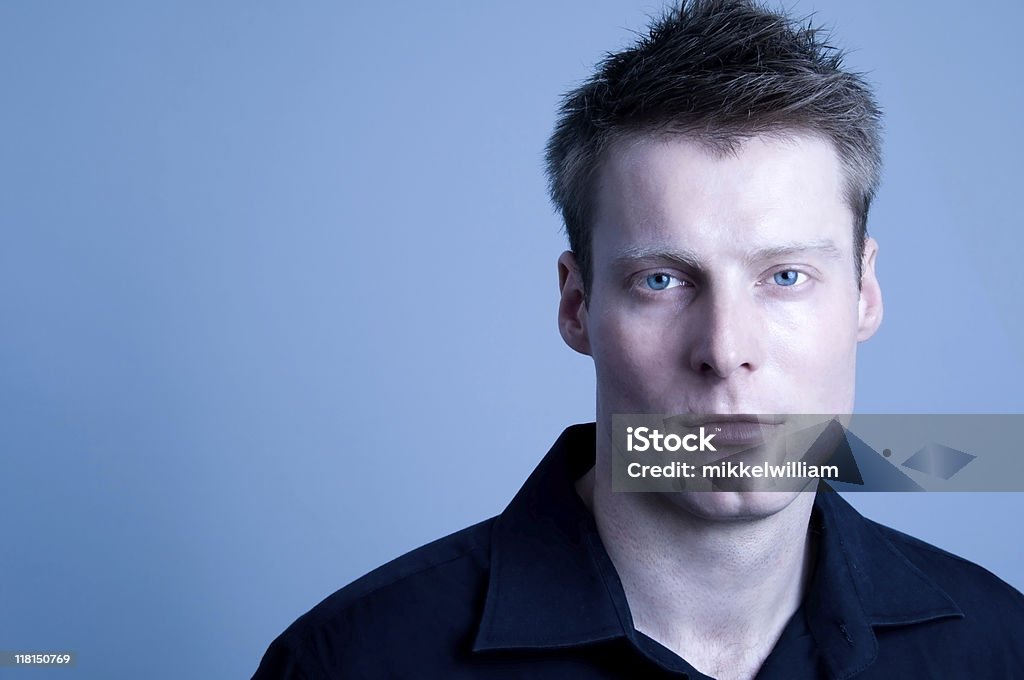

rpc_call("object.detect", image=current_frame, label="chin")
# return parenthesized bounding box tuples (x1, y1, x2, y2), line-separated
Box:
(661, 489, 813, 522)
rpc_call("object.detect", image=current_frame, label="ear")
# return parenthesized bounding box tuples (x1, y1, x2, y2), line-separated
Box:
(857, 237, 883, 341)
(557, 251, 592, 356)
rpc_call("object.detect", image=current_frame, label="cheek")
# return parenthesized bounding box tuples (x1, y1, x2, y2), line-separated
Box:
(588, 306, 681, 400)
(768, 298, 860, 402)
(774, 314, 855, 360)
(776, 283, 860, 345)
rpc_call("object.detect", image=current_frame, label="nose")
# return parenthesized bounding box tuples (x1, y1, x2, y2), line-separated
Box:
(687, 287, 763, 379)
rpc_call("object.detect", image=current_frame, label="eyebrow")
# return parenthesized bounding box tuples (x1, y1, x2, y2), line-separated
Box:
(612, 245, 703, 270)
(745, 240, 844, 264)
(611, 239, 844, 269)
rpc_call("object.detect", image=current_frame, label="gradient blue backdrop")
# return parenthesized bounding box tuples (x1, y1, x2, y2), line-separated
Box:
(2, 2, 1022, 678)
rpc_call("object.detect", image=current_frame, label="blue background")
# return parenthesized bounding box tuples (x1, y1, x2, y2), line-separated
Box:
(2, 2, 1022, 678)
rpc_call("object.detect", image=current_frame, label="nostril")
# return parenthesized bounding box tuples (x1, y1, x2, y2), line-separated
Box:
(699, 362, 716, 374)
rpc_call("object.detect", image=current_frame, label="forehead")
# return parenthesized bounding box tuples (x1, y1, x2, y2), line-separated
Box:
(591, 132, 854, 260)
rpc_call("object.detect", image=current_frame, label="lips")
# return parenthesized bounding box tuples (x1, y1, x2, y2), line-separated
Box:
(665, 414, 786, 447)
(701, 420, 780, 446)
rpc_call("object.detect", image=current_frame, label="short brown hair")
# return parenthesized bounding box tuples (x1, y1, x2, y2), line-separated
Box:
(545, 0, 882, 294)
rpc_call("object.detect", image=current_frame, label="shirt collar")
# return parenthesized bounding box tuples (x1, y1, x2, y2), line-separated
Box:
(804, 486, 962, 678)
(473, 423, 963, 678)
(473, 425, 625, 650)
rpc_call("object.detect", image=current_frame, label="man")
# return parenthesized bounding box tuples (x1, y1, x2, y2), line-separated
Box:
(254, 1, 1024, 677)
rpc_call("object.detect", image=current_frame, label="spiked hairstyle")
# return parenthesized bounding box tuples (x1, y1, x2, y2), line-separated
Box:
(545, 0, 883, 295)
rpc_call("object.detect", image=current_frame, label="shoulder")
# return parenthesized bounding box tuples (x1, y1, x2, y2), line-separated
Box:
(305, 517, 494, 617)
(870, 518, 1024, 615)
(253, 517, 496, 679)
(818, 491, 1024, 673)
(866, 517, 1024, 665)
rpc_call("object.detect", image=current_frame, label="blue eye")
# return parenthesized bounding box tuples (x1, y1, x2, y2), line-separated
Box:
(773, 270, 802, 286)
(645, 273, 676, 290)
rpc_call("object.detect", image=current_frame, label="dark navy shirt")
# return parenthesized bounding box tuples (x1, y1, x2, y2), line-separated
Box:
(254, 424, 1024, 678)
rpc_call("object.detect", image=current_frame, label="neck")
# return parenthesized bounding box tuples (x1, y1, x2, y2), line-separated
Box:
(576, 433, 817, 679)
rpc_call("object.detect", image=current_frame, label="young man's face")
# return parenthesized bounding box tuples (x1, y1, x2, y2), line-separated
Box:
(558, 133, 883, 517)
